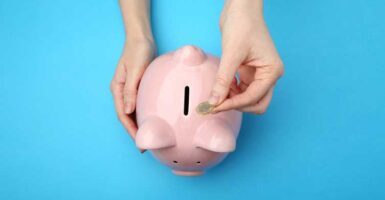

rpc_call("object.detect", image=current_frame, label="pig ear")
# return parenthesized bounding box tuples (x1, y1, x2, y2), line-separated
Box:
(135, 117, 175, 150)
(194, 119, 236, 153)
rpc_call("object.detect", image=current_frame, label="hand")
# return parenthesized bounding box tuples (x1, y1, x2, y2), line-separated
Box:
(209, 0, 284, 114)
(110, 39, 155, 139)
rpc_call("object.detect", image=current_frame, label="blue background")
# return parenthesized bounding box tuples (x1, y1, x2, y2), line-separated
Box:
(1, 0, 385, 199)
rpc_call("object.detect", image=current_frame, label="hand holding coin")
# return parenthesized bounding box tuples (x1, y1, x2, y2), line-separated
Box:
(196, 80, 242, 115)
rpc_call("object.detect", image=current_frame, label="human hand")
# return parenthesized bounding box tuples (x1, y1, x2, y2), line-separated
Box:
(110, 39, 155, 139)
(209, 0, 284, 114)
(111, 0, 154, 149)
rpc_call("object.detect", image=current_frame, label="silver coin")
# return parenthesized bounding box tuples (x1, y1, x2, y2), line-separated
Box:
(196, 101, 214, 115)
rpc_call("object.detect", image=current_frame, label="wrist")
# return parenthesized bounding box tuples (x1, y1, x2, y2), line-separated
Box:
(225, 0, 262, 10)
(125, 32, 154, 46)
(120, 0, 153, 45)
(125, 18, 154, 44)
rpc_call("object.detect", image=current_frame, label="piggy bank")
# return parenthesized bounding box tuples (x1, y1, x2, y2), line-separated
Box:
(135, 45, 242, 176)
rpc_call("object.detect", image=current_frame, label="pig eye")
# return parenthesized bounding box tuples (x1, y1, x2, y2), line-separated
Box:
(196, 161, 201, 164)
(173, 160, 178, 164)
(183, 86, 190, 116)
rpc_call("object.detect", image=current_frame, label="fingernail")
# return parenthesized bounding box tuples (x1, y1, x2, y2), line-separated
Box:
(210, 109, 218, 114)
(208, 93, 219, 105)
(125, 103, 134, 114)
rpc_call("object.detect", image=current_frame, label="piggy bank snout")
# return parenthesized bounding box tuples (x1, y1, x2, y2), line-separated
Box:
(136, 118, 236, 175)
(155, 146, 227, 176)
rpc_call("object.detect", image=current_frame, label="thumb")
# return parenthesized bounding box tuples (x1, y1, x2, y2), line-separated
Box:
(208, 53, 243, 106)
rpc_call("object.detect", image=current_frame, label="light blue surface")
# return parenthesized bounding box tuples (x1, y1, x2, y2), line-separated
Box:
(1, 0, 385, 199)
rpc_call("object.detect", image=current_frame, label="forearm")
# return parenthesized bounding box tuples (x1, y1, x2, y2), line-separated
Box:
(221, 0, 264, 27)
(119, 0, 153, 42)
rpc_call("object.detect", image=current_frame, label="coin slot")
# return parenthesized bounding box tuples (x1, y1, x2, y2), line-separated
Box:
(184, 86, 190, 116)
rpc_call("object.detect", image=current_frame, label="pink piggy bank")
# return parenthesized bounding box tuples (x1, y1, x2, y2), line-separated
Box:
(135, 45, 242, 176)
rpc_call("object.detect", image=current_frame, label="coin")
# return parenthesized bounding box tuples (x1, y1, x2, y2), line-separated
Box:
(196, 101, 214, 115)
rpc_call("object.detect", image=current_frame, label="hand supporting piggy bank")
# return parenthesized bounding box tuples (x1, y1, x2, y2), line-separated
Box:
(135, 45, 242, 176)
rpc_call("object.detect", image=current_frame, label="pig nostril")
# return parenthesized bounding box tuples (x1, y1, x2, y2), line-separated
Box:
(173, 160, 178, 164)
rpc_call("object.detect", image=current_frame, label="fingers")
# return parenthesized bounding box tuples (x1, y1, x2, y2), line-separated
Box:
(110, 79, 138, 138)
(229, 77, 241, 94)
(238, 80, 248, 91)
(208, 51, 244, 106)
(238, 88, 273, 114)
(213, 78, 275, 113)
(123, 67, 142, 114)
(121, 44, 154, 115)
(110, 61, 144, 138)
(110, 41, 155, 151)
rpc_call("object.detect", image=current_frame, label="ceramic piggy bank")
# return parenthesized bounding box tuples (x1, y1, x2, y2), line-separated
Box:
(135, 45, 242, 176)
